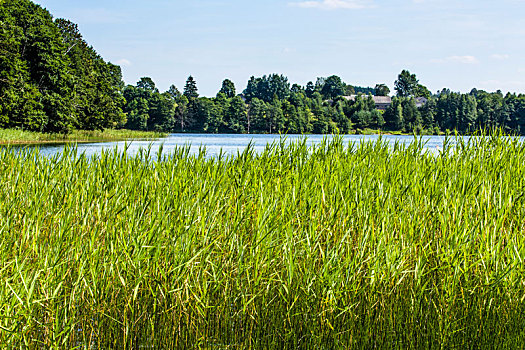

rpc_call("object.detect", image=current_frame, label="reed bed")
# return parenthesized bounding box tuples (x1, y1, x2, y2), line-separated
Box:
(0, 135, 524, 348)
(0, 128, 166, 145)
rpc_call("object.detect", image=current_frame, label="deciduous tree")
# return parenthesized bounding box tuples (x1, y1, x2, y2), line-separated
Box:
(395, 70, 418, 97)
(219, 79, 236, 98)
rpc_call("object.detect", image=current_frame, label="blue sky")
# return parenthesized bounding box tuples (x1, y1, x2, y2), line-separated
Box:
(34, 0, 525, 96)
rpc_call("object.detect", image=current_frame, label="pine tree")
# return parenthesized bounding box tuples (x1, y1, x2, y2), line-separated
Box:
(184, 76, 199, 99)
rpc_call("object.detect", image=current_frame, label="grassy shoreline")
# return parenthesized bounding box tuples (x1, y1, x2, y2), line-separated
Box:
(1, 135, 524, 347)
(0, 128, 168, 145)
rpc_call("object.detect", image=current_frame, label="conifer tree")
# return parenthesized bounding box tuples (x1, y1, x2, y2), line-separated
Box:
(184, 76, 199, 99)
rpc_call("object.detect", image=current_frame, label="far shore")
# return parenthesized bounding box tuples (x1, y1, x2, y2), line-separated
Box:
(0, 138, 164, 146)
(0, 127, 450, 146)
(0, 129, 167, 146)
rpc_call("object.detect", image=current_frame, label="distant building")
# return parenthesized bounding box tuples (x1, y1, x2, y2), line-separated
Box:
(415, 97, 428, 108)
(344, 95, 392, 111)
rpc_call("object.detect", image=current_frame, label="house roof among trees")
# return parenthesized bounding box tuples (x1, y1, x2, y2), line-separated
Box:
(415, 97, 428, 107)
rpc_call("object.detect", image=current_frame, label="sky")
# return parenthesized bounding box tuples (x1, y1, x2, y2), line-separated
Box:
(33, 0, 525, 97)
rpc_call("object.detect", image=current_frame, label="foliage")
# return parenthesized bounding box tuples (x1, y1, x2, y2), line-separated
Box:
(123, 79, 176, 132)
(395, 69, 419, 97)
(1, 135, 525, 347)
(183, 75, 199, 99)
(0, 0, 125, 133)
(320, 75, 345, 99)
(375, 83, 390, 96)
(243, 74, 290, 103)
(0, 128, 166, 144)
(218, 78, 236, 98)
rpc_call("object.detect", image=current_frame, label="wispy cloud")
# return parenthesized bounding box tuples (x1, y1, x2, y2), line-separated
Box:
(491, 54, 510, 60)
(289, 0, 374, 10)
(430, 55, 479, 64)
(116, 59, 132, 67)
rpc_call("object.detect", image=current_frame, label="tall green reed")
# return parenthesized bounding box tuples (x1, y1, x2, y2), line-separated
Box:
(0, 134, 524, 348)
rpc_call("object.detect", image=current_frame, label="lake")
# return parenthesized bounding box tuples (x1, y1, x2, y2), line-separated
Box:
(6, 134, 472, 158)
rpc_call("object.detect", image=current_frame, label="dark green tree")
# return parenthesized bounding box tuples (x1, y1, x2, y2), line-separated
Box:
(243, 76, 259, 102)
(0, 0, 74, 133)
(354, 110, 372, 129)
(219, 79, 236, 98)
(421, 98, 437, 129)
(401, 98, 422, 132)
(225, 96, 248, 133)
(0, 0, 126, 133)
(385, 98, 404, 130)
(321, 75, 345, 100)
(184, 75, 199, 99)
(264, 74, 290, 102)
(168, 85, 181, 99)
(375, 84, 390, 96)
(167, 84, 190, 132)
(267, 98, 285, 133)
(291, 84, 303, 94)
(174, 95, 190, 132)
(395, 70, 419, 97)
(415, 84, 431, 98)
(148, 92, 176, 131)
(243, 74, 290, 103)
(204, 94, 226, 133)
(56, 17, 126, 130)
(344, 84, 356, 96)
(305, 81, 315, 98)
(374, 110, 386, 128)
(248, 98, 267, 133)
(137, 77, 158, 93)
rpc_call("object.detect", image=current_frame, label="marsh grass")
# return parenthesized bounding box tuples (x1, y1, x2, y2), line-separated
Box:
(0, 134, 524, 348)
(0, 128, 167, 145)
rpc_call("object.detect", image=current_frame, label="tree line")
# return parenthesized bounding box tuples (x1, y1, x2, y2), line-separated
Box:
(0, 0, 125, 133)
(122, 73, 525, 135)
(2, 0, 525, 135)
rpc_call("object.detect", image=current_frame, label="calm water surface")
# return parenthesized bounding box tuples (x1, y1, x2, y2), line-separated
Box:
(9, 134, 459, 158)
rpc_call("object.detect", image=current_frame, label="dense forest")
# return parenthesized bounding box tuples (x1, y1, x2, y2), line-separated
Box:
(0, 0, 125, 133)
(2, 0, 525, 135)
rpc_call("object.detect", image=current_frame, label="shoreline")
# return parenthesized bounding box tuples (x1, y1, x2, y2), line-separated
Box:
(0, 129, 168, 146)
(0, 138, 164, 146)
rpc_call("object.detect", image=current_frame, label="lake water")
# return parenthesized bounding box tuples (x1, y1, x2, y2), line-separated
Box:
(6, 134, 466, 158)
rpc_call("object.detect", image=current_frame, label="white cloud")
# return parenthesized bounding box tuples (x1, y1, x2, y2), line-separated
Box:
(289, 0, 374, 10)
(116, 59, 132, 67)
(491, 54, 510, 60)
(430, 55, 479, 64)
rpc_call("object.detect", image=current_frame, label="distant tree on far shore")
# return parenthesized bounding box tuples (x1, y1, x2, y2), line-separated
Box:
(184, 76, 199, 99)
(375, 84, 390, 96)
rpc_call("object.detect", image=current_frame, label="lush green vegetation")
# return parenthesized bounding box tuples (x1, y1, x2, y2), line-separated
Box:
(1, 135, 524, 348)
(0, 128, 167, 144)
(122, 73, 525, 135)
(0, 0, 125, 133)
